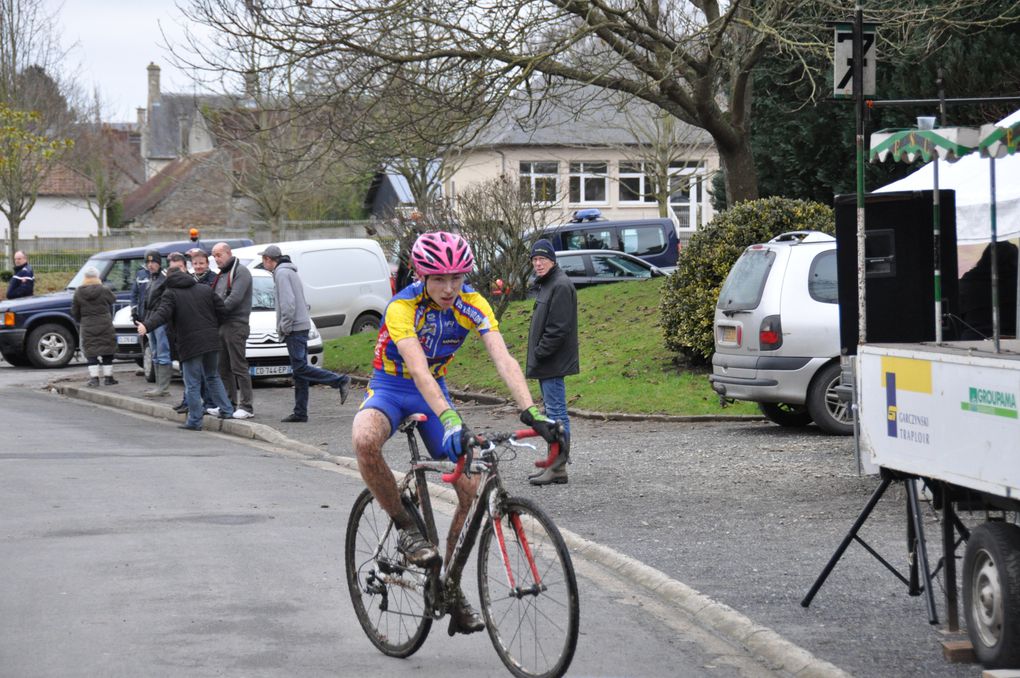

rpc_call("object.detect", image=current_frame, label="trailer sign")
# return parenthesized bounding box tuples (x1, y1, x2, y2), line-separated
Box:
(858, 344, 1020, 498)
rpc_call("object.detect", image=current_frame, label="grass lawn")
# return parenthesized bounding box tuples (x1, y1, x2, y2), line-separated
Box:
(0, 270, 74, 299)
(322, 277, 758, 417)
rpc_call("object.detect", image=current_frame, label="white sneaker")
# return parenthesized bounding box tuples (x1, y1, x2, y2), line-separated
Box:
(232, 408, 254, 419)
(205, 407, 220, 417)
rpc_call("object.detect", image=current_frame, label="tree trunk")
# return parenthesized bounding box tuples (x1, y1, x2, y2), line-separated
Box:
(716, 134, 760, 207)
(270, 213, 282, 241)
(7, 218, 21, 269)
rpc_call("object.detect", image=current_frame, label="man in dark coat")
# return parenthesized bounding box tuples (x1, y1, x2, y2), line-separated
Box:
(138, 263, 235, 430)
(71, 266, 117, 387)
(212, 242, 254, 419)
(132, 250, 173, 397)
(525, 239, 579, 485)
(6, 250, 34, 298)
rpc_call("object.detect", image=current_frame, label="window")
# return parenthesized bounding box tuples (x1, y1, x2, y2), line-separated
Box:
(808, 251, 839, 304)
(104, 258, 144, 292)
(592, 254, 652, 279)
(558, 254, 587, 278)
(717, 248, 776, 311)
(251, 276, 276, 311)
(619, 162, 656, 203)
(569, 162, 607, 204)
(620, 225, 667, 257)
(669, 161, 705, 229)
(581, 228, 615, 250)
(519, 161, 559, 203)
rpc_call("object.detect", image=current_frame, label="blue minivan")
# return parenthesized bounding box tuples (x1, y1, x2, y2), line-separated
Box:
(537, 209, 681, 273)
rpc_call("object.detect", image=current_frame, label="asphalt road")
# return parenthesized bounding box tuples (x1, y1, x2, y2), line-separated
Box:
(1, 371, 788, 678)
(1, 359, 988, 677)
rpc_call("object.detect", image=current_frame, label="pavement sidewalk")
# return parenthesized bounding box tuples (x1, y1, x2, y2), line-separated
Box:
(49, 366, 848, 678)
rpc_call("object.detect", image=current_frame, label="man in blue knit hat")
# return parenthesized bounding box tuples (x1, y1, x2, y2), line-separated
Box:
(525, 239, 579, 485)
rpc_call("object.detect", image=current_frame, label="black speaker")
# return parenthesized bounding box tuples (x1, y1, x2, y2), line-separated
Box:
(835, 190, 958, 354)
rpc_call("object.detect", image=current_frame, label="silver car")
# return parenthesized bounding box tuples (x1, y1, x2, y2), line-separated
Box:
(708, 231, 851, 435)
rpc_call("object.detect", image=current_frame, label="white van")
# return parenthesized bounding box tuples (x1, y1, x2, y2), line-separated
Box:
(232, 239, 392, 340)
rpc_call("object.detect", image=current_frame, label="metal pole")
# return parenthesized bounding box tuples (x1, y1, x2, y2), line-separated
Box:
(854, 3, 867, 346)
(991, 158, 1001, 352)
(933, 158, 942, 343)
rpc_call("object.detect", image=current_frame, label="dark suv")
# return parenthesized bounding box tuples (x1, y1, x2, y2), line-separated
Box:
(0, 238, 252, 368)
(538, 209, 681, 272)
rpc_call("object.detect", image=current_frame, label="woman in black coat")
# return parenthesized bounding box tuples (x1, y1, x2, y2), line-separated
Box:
(71, 266, 118, 387)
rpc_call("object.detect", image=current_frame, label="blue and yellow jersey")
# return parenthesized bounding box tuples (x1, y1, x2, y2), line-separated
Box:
(372, 281, 499, 379)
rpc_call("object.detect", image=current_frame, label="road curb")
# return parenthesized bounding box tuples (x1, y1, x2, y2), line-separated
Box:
(50, 381, 845, 678)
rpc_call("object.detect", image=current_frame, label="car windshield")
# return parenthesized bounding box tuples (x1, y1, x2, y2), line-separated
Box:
(592, 254, 651, 278)
(66, 257, 113, 290)
(252, 276, 276, 310)
(717, 248, 776, 311)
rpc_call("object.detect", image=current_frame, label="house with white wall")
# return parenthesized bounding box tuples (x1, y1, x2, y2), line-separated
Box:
(442, 86, 719, 232)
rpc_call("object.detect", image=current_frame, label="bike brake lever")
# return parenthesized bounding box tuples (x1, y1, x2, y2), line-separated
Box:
(508, 439, 537, 451)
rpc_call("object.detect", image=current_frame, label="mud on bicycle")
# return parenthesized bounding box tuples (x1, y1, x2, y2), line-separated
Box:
(345, 413, 580, 678)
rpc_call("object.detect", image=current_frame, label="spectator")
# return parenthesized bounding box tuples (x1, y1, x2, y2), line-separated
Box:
(211, 242, 255, 419)
(958, 241, 1019, 339)
(132, 250, 172, 398)
(137, 260, 235, 430)
(6, 250, 35, 299)
(525, 239, 579, 486)
(171, 250, 217, 415)
(70, 266, 117, 387)
(259, 244, 350, 422)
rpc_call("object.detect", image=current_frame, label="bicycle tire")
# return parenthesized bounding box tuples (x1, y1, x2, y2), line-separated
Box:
(477, 496, 579, 678)
(345, 488, 432, 657)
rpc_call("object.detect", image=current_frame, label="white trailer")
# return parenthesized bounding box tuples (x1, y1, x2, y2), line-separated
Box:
(855, 340, 1020, 667)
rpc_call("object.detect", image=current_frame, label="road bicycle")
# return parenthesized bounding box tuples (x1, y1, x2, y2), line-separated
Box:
(345, 413, 580, 678)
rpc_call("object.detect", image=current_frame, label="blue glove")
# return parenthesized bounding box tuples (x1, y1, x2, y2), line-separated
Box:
(520, 405, 562, 444)
(440, 408, 471, 462)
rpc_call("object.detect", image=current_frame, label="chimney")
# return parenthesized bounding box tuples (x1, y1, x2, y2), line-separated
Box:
(136, 107, 146, 128)
(178, 114, 188, 156)
(147, 62, 161, 107)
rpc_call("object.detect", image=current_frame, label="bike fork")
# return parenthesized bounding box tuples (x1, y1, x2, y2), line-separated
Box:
(491, 501, 546, 598)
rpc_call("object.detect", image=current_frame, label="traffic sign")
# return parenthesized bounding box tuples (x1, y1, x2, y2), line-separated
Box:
(833, 23, 876, 98)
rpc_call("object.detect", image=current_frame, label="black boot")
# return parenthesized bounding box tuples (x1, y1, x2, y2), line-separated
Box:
(86, 377, 100, 388)
(104, 376, 118, 385)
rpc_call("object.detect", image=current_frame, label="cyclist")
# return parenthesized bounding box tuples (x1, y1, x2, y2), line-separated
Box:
(351, 231, 562, 636)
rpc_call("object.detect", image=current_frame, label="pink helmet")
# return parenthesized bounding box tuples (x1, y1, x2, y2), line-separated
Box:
(411, 231, 475, 277)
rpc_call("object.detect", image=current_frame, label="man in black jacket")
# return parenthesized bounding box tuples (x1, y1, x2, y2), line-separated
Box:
(137, 262, 235, 430)
(526, 239, 579, 485)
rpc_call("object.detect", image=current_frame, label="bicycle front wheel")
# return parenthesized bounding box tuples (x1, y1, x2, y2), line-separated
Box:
(477, 497, 579, 678)
(345, 488, 432, 657)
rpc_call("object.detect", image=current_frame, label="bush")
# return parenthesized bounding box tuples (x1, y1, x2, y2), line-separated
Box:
(660, 197, 835, 363)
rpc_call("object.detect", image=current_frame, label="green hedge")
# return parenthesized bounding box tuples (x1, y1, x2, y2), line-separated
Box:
(660, 197, 835, 363)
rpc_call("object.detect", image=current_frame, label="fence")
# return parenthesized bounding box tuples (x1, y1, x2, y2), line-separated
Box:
(1, 220, 386, 272)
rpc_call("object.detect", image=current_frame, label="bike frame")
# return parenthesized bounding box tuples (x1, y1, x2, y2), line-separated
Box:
(395, 417, 550, 616)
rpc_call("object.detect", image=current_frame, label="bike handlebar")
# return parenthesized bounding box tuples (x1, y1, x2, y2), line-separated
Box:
(440, 428, 562, 484)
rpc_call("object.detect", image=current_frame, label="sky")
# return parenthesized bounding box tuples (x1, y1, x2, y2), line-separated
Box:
(46, 0, 213, 122)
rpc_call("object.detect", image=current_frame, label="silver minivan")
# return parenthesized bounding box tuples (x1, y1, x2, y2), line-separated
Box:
(708, 231, 851, 435)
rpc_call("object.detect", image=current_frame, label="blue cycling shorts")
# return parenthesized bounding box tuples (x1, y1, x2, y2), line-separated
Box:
(359, 372, 454, 460)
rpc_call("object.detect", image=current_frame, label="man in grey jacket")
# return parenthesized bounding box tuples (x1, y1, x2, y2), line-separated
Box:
(260, 245, 351, 422)
(526, 239, 579, 485)
(212, 242, 255, 418)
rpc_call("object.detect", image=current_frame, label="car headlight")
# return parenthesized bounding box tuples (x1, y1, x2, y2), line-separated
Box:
(309, 328, 320, 340)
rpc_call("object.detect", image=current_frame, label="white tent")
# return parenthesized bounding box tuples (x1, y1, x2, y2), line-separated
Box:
(874, 147, 1020, 244)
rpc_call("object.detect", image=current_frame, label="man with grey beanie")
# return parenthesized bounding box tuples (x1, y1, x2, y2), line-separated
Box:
(525, 239, 578, 485)
(131, 249, 173, 397)
(260, 245, 351, 422)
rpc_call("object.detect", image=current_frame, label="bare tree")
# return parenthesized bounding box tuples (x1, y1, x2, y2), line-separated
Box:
(456, 177, 557, 319)
(178, 0, 1020, 207)
(65, 91, 144, 246)
(0, 0, 77, 264)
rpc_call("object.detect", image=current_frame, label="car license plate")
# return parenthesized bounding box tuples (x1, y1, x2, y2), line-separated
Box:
(117, 334, 139, 345)
(251, 365, 292, 376)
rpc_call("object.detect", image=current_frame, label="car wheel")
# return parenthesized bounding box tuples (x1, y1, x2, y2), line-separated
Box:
(26, 323, 76, 368)
(350, 313, 381, 334)
(758, 402, 812, 427)
(963, 522, 1020, 668)
(806, 362, 854, 435)
(143, 339, 156, 383)
(1, 350, 32, 367)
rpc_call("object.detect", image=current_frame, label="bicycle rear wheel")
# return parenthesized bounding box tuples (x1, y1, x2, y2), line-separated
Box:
(345, 488, 432, 657)
(477, 497, 579, 678)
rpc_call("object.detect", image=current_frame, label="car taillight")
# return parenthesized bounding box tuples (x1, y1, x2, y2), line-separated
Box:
(759, 315, 782, 350)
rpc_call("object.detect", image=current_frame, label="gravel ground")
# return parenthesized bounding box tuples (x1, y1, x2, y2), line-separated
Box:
(91, 371, 984, 677)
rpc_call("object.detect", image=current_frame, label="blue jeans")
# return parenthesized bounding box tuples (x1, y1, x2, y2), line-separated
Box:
(539, 377, 570, 436)
(181, 351, 234, 428)
(285, 330, 345, 418)
(151, 326, 171, 366)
